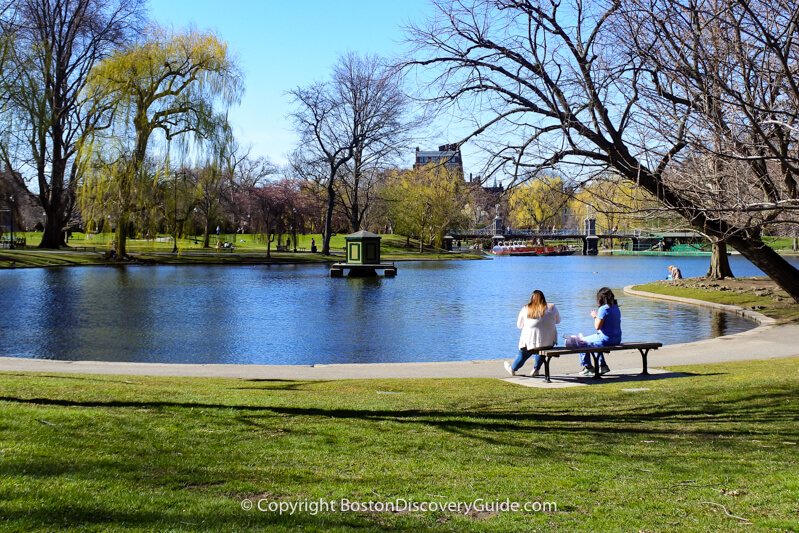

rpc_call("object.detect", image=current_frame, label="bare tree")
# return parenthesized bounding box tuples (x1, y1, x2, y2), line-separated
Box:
(244, 178, 296, 258)
(226, 147, 278, 235)
(289, 53, 420, 255)
(194, 160, 230, 249)
(338, 164, 385, 233)
(0, 0, 145, 248)
(404, 0, 799, 301)
(618, 0, 799, 279)
(233, 155, 277, 189)
(286, 152, 335, 237)
(336, 55, 420, 232)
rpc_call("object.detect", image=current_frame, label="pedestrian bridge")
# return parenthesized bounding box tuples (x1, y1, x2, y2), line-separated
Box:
(448, 221, 701, 255)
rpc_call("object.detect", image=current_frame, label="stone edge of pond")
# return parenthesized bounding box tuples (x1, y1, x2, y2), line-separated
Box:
(623, 285, 777, 327)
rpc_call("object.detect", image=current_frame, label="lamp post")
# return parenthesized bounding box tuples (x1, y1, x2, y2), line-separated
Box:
(292, 208, 297, 252)
(0, 204, 10, 249)
(172, 170, 179, 253)
(7, 196, 14, 249)
(193, 207, 198, 245)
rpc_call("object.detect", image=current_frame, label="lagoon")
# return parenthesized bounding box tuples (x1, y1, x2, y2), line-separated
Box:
(2, 254, 797, 365)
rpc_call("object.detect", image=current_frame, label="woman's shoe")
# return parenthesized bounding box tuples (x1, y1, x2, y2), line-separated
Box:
(578, 366, 595, 376)
(504, 361, 516, 376)
(531, 369, 541, 377)
(600, 365, 611, 375)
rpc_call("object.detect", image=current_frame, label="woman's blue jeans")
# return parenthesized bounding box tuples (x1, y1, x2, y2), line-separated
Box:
(512, 347, 548, 372)
(579, 333, 620, 367)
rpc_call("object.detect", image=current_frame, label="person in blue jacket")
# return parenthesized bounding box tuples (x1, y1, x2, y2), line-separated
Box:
(578, 287, 622, 376)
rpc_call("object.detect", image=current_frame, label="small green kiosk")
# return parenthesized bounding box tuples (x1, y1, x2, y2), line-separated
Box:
(330, 230, 397, 277)
(346, 230, 381, 264)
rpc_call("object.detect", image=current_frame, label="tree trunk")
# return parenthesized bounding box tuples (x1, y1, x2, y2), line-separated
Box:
(203, 217, 211, 248)
(348, 152, 362, 233)
(115, 212, 128, 258)
(705, 241, 734, 279)
(266, 231, 274, 259)
(728, 235, 799, 302)
(172, 219, 179, 254)
(322, 180, 335, 256)
(349, 178, 361, 233)
(39, 189, 70, 249)
(39, 209, 65, 249)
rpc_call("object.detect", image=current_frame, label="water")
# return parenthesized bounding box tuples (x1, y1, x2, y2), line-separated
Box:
(2, 254, 796, 365)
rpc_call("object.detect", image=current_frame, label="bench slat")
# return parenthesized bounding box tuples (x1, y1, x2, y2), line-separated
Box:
(536, 342, 662, 383)
(540, 342, 662, 357)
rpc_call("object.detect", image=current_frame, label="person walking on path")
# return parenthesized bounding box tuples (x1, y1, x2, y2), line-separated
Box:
(505, 290, 561, 377)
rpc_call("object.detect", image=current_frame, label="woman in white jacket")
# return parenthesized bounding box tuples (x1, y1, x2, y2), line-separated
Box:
(504, 290, 561, 377)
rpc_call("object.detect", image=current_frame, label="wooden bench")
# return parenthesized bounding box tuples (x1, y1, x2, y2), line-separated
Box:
(537, 342, 662, 383)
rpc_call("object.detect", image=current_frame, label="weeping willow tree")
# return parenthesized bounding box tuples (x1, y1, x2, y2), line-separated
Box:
(82, 24, 243, 257)
(508, 176, 568, 230)
(383, 163, 468, 252)
(79, 143, 163, 247)
(569, 178, 673, 233)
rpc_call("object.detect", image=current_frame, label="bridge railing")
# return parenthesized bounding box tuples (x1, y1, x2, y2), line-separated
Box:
(448, 227, 644, 237)
(448, 226, 696, 238)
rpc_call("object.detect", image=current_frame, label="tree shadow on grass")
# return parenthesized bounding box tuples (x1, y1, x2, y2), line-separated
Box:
(2, 382, 797, 531)
(231, 379, 333, 392)
(0, 501, 416, 533)
(2, 383, 797, 444)
(0, 372, 130, 384)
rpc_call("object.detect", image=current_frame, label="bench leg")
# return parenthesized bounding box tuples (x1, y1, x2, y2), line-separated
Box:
(590, 353, 603, 379)
(544, 356, 552, 383)
(639, 348, 651, 375)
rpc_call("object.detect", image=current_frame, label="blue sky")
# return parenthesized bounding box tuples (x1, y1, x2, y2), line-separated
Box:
(149, 0, 435, 167)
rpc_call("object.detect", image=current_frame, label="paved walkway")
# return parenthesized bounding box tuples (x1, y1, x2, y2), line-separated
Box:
(1, 288, 797, 382)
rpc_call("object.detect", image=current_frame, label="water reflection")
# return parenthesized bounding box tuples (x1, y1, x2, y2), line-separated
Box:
(2, 254, 795, 365)
(712, 311, 729, 339)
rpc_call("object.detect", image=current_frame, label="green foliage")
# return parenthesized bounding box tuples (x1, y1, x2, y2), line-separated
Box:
(571, 177, 680, 232)
(82, 25, 243, 255)
(508, 175, 567, 229)
(0, 0, 146, 248)
(383, 164, 468, 250)
(87, 25, 243, 150)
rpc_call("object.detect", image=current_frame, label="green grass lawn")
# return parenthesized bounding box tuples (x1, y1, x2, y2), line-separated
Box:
(17, 231, 464, 254)
(762, 236, 799, 251)
(19, 231, 361, 254)
(1, 359, 798, 532)
(633, 279, 799, 323)
(1, 233, 483, 268)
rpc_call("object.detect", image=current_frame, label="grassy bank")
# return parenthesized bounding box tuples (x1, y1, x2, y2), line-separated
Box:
(632, 278, 799, 323)
(1, 358, 798, 532)
(0, 233, 484, 268)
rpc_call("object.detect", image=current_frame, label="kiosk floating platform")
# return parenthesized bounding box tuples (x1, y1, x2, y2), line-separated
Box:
(330, 230, 397, 278)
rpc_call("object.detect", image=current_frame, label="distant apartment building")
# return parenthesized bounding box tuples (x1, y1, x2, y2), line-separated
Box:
(413, 144, 463, 172)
